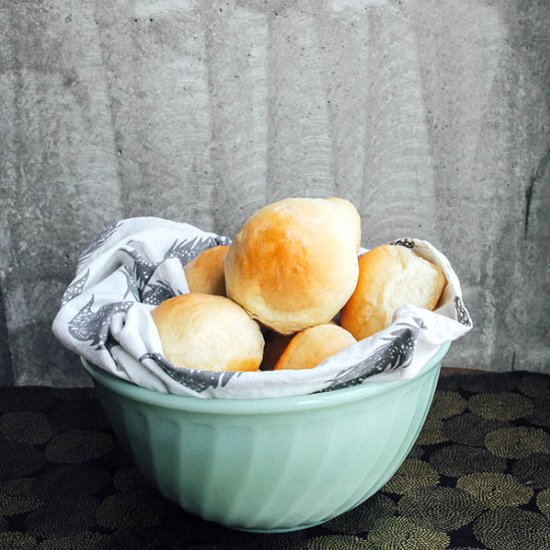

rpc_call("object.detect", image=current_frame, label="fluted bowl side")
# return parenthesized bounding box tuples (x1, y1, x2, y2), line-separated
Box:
(82, 341, 450, 532)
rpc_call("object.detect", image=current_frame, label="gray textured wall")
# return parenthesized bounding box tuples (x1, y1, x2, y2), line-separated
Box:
(1, 0, 549, 386)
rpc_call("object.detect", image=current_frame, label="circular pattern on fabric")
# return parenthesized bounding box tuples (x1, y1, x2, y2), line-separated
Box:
(519, 374, 550, 399)
(96, 492, 164, 529)
(367, 517, 449, 549)
(0, 493, 43, 516)
(416, 418, 449, 446)
(512, 454, 550, 489)
(0, 439, 44, 479)
(0, 479, 43, 516)
(307, 535, 372, 549)
(382, 459, 439, 495)
(45, 430, 113, 463)
(537, 489, 550, 520)
(468, 392, 533, 421)
(444, 413, 507, 447)
(473, 508, 550, 550)
(485, 427, 550, 459)
(36, 531, 110, 550)
(323, 494, 396, 534)
(457, 473, 533, 508)
(0, 411, 56, 445)
(429, 391, 468, 419)
(429, 444, 506, 477)
(407, 445, 424, 460)
(0, 478, 34, 494)
(32, 464, 111, 498)
(0, 532, 36, 550)
(113, 467, 153, 493)
(398, 486, 484, 531)
(525, 398, 550, 429)
(25, 495, 99, 538)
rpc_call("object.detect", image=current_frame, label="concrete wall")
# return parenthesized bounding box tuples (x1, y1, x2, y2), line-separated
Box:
(1, 0, 549, 386)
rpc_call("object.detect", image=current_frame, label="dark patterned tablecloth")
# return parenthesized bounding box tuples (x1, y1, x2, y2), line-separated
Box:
(0, 371, 549, 550)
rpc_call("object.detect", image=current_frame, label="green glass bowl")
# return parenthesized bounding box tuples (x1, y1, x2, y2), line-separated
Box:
(82, 341, 450, 532)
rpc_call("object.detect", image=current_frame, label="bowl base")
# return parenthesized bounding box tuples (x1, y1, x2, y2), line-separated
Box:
(232, 519, 325, 534)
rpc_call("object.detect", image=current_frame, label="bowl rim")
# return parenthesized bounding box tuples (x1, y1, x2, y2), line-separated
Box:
(81, 341, 450, 415)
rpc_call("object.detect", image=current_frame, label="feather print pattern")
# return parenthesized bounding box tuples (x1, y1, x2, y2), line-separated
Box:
(139, 353, 238, 393)
(320, 321, 422, 392)
(68, 296, 133, 349)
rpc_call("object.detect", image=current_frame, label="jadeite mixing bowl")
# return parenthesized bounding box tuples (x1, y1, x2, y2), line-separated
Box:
(82, 341, 450, 532)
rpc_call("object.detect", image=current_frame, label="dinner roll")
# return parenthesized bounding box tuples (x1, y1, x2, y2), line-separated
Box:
(151, 293, 264, 371)
(326, 197, 362, 252)
(273, 324, 356, 371)
(184, 245, 229, 296)
(341, 245, 446, 340)
(225, 198, 360, 334)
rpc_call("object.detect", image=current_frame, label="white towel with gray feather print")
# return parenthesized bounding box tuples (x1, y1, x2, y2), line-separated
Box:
(52, 218, 472, 399)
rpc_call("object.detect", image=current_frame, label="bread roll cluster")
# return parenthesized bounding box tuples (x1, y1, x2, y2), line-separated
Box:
(151, 198, 446, 373)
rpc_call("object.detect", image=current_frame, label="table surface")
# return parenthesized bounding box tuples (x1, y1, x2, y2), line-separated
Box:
(0, 369, 549, 549)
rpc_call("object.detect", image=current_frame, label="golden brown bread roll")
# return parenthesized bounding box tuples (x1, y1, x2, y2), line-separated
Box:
(151, 293, 264, 371)
(273, 324, 356, 371)
(225, 197, 360, 334)
(184, 245, 229, 296)
(326, 197, 362, 252)
(341, 245, 446, 340)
